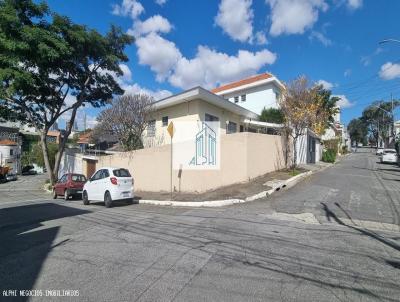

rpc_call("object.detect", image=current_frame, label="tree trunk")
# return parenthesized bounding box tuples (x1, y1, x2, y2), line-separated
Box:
(40, 131, 55, 185)
(292, 137, 298, 169)
(53, 107, 79, 179)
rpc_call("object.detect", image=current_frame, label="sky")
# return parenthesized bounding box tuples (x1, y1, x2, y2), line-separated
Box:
(46, 0, 400, 129)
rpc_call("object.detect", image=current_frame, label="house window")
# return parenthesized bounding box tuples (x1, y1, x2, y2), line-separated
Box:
(147, 120, 156, 137)
(274, 91, 280, 100)
(234, 96, 239, 103)
(205, 113, 219, 122)
(10, 149, 13, 156)
(227, 121, 237, 134)
(241, 95, 246, 102)
(162, 116, 168, 127)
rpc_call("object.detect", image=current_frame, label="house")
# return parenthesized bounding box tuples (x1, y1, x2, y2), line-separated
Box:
(296, 129, 321, 165)
(0, 139, 21, 174)
(47, 130, 61, 144)
(142, 86, 281, 148)
(211, 73, 285, 114)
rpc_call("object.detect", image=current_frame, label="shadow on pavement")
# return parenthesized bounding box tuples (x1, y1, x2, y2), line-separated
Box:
(320, 202, 400, 252)
(0, 203, 90, 301)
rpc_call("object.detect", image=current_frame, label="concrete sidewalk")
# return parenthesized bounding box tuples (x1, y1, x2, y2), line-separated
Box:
(137, 165, 329, 207)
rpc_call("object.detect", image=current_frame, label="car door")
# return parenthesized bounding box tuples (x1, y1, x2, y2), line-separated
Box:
(87, 170, 102, 201)
(99, 169, 110, 200)
(55, 174, 67, 195)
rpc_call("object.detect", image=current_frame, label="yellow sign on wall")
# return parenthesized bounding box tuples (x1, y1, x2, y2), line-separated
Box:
(167, 121, 174, 138)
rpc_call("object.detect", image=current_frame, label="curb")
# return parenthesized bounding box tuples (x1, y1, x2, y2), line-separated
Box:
(138, 168, 321, 208)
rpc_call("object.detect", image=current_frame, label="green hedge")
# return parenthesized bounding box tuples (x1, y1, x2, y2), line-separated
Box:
(322, 149, 336, 163)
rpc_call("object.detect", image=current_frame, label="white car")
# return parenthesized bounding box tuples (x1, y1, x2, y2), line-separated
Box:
(380, 149, 398, 164)
(376, 148, 384, 155)
(82, 167, 134, 207)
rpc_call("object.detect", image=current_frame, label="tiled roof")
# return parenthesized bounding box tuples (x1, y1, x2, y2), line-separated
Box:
(211, 73, 273, 94)
(0, 139, 17, 146)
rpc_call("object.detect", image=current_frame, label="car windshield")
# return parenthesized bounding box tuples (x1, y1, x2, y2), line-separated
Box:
(72, 174, 87, 182)
(384, 150, 397, 154)
(113, 169, 131, 177)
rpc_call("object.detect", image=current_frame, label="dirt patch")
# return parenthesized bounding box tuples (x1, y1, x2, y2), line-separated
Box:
(135, 169, 308, 202)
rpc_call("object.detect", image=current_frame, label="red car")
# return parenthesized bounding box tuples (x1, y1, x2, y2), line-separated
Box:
(53, 173, 87, 200)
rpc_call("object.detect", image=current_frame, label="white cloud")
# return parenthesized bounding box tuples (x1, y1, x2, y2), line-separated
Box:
(255, 31, 268, 45)
(309, 30, 332, 46)
(169, 46, 277, 89)
(334, 95, 355, 108)
(136, 33, 182, 81)
(215, 0, 254, 42)
(128, 15, 172, 37)
(266, 0, 328, 36)
(122, 83, 172, 100)
(379, 62, 400, 80)
(111, 0, 144, 19)
(316, 79, 335, 90)
(155, 0, 167, 5)
(118, 64, 132, 82)
(347, 0, 362, 10)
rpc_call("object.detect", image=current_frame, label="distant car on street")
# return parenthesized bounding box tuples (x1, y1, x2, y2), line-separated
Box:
(380, 149, 398, 164)
(82, 167, 134, 208)
(5, 172, 17, 181)
(53, 173, 87, 200)
(376, 148, 384, 155)
(21, 165, 38, 175)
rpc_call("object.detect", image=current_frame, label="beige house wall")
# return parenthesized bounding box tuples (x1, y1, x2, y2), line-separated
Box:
(143, 99, 249, 148)
(95, 132, 285, 193)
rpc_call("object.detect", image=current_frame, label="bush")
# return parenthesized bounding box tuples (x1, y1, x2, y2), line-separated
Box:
(341, 145, 348, 154)
(322, 149, 336, 163)
(323, 138, 339, 155)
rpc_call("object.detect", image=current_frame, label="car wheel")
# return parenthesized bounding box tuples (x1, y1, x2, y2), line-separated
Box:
(82, 191, 89, 205)
(64, 189, 70, 200)
(104, 191, 113, 208)
(52, 189, 57, 199)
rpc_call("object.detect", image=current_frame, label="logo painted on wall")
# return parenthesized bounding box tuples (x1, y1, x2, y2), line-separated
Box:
(189, 122, 217, 166)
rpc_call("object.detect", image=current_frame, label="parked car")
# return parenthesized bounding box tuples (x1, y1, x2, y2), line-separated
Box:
(380, 149, 398, 164)
(22, 165, 37, 175)
(6, 172, 17, 181)
(82, 167, 134, 208)
(376, 148, 384, 155)
(53, 173, 87, 200)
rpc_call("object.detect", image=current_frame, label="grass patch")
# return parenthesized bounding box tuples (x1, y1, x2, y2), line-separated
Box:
(288, 169, 301, 176)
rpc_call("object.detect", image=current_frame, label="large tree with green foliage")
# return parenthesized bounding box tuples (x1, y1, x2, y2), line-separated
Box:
(260, 107, 284, 124)
(361, 100, 400, 147)
(348, 118, 368, 145)
(0, 0, 133, 184)
(311, 84, 340, 136)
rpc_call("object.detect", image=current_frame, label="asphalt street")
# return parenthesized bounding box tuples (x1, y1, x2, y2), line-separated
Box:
(0, 149, 399, 302)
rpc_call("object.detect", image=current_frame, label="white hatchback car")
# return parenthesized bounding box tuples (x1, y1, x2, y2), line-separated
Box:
(380, 149, 398, 164)
(83, 167, 134, 207)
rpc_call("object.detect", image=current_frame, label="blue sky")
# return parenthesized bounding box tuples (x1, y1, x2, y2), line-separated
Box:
(47, 0, 400, 128)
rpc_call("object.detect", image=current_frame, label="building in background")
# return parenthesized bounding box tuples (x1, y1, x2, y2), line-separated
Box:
(211, 73, 285, 115)
(0, 139, 21, 175)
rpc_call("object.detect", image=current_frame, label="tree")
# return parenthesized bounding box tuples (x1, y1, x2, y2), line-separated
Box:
(361, 100, 400, 148)
(0, 0, 133, 184)
(260, 107, 284, 124)
(348, 118, 368, 145)
(311, 85, 340, 136)
(22, 142, 58, 170)
(279, 76, 319, 168)
(94, 94, 154, 151)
